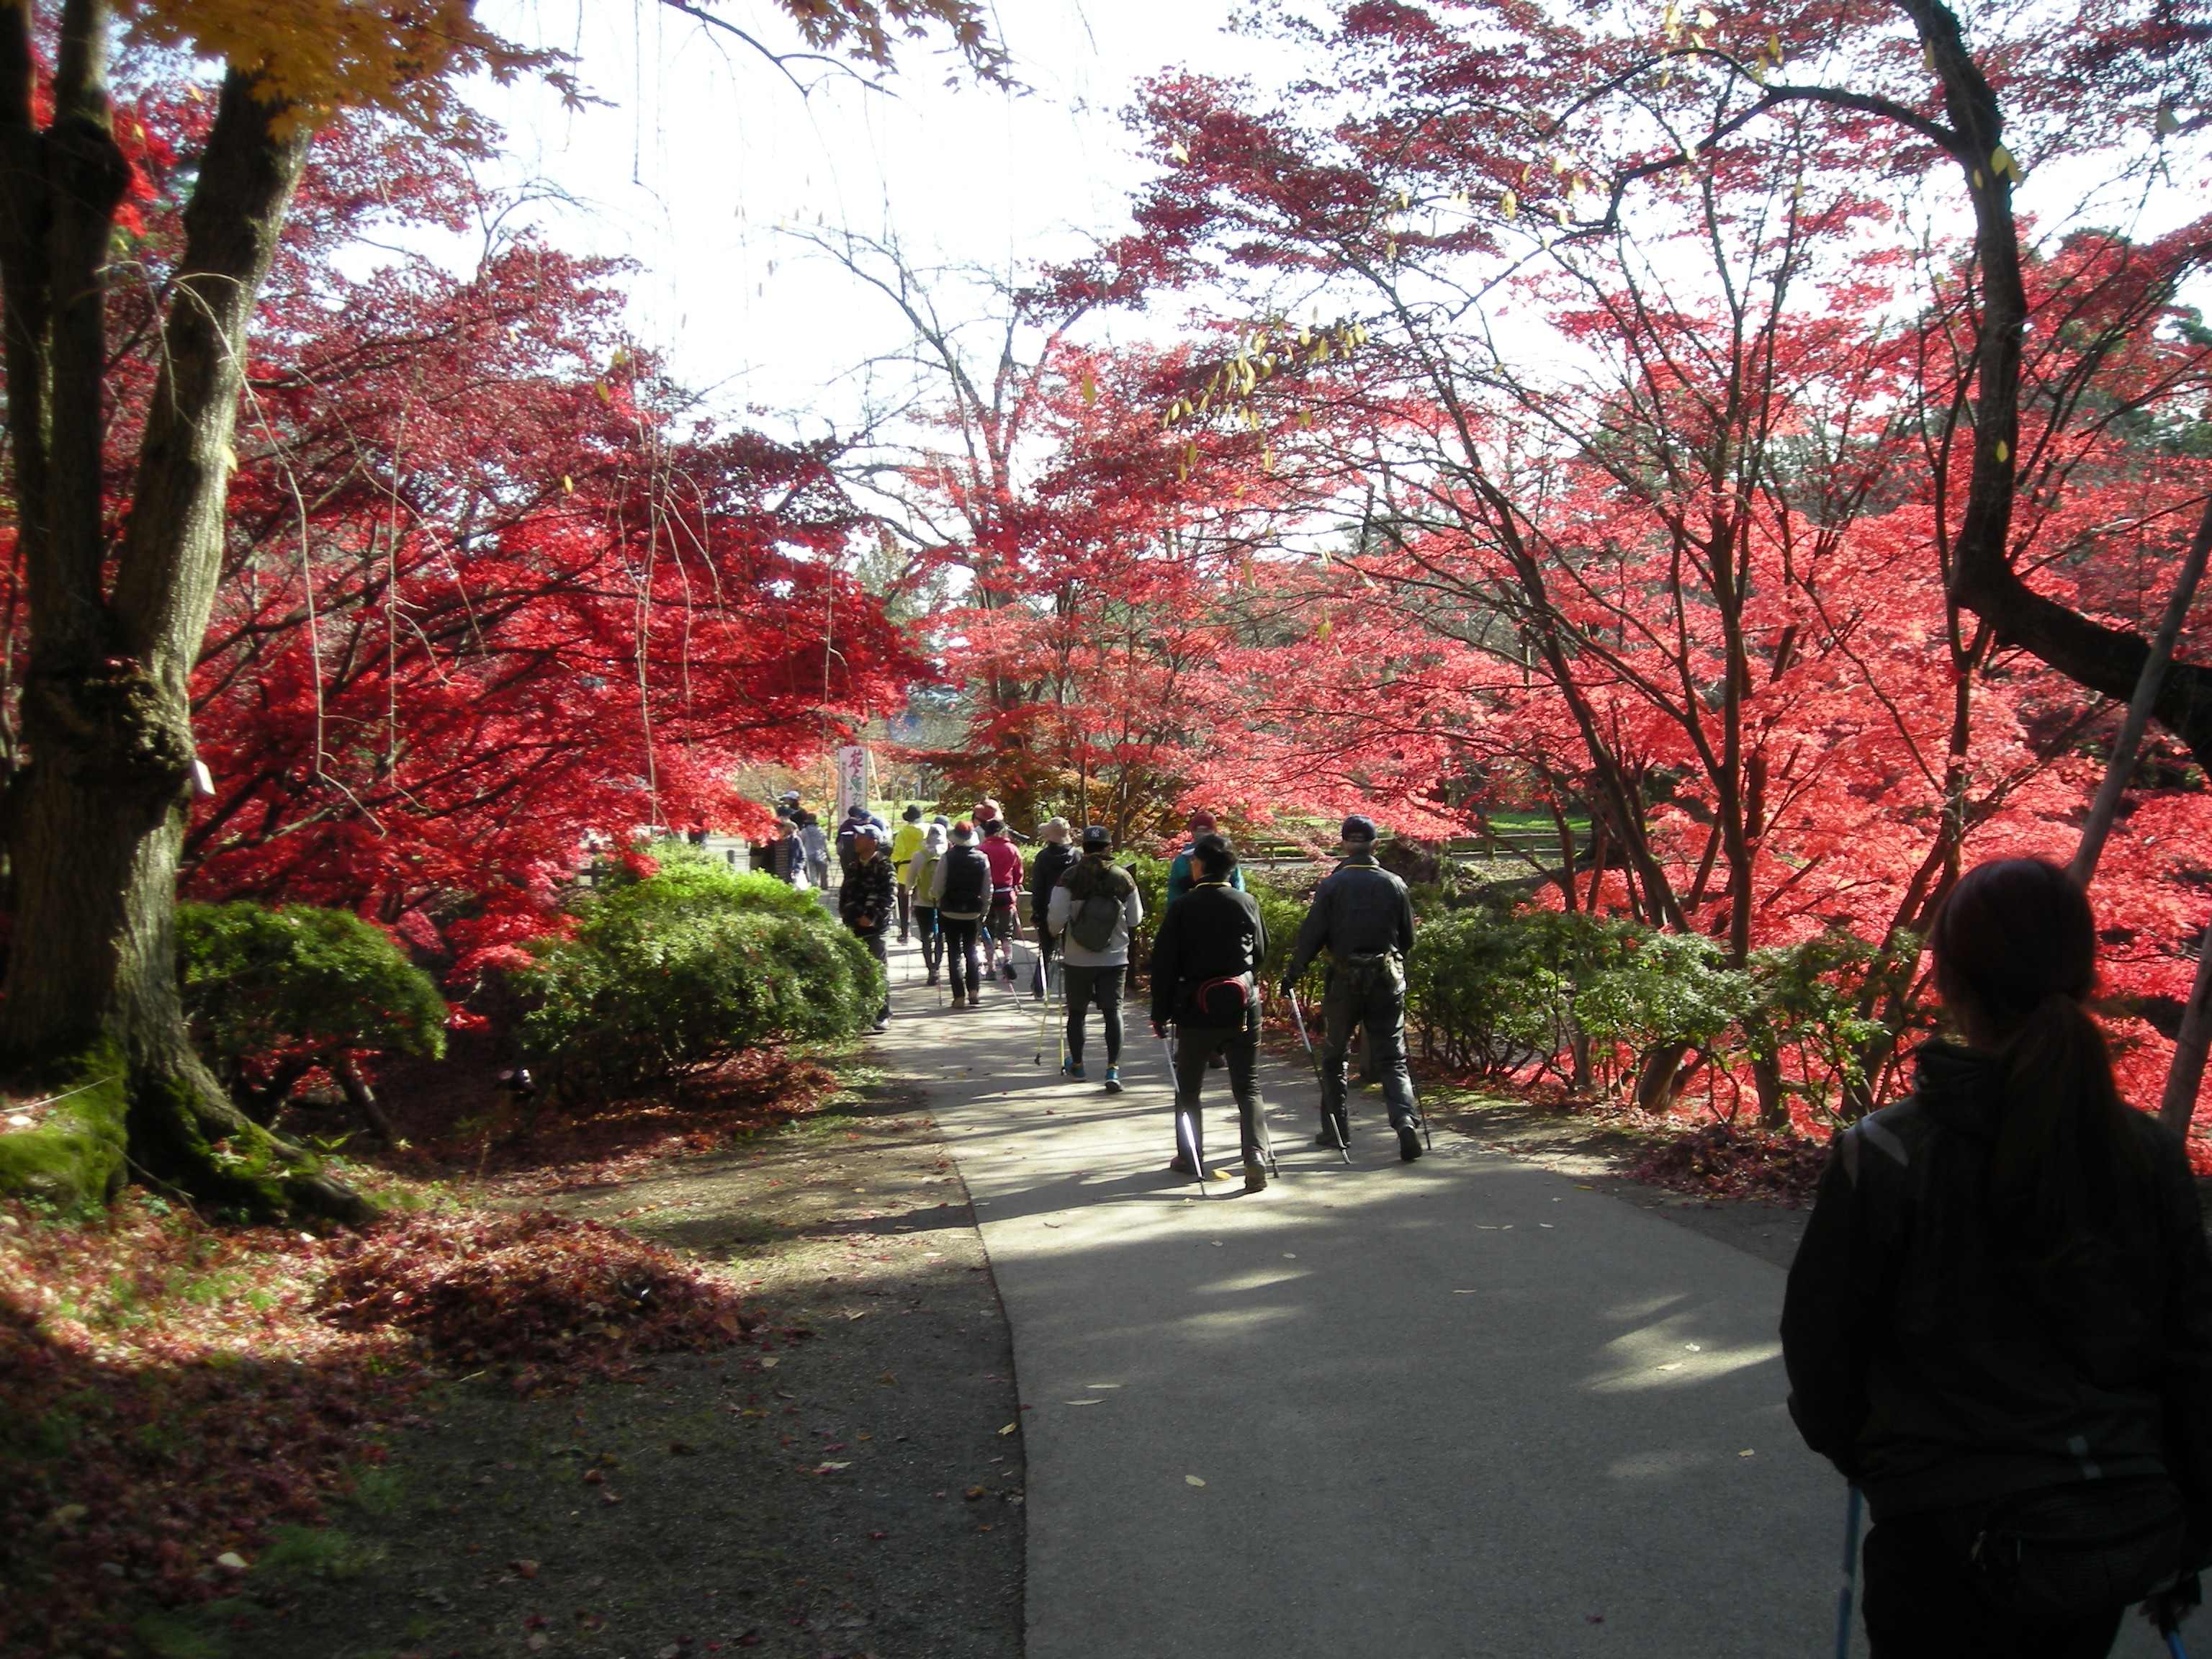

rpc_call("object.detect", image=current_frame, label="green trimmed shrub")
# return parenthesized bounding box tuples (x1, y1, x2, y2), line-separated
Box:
(514, 849, 879, 1102)
(177, 903, 448, 1119)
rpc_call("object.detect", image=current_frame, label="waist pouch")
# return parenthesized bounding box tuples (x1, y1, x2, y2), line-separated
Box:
(1943, 1475, 2188, 1620)
(1336, 948, 1405, 996)
(1181, 973, 1255, 1026)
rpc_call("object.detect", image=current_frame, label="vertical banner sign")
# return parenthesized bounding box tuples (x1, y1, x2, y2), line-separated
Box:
(834, 745, 871, 824)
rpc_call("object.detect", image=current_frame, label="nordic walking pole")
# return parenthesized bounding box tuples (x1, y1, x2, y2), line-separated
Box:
(1163, 1030, 1207, 1195)
(1835, 1485, 1862, 1659)
(1287, 989, 1349, 1163)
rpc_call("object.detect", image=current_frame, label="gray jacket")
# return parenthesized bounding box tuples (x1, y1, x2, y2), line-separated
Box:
(1282, 852, 1416, 984)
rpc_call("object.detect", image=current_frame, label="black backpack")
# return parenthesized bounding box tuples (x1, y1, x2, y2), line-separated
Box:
(938, 845, 989, 912)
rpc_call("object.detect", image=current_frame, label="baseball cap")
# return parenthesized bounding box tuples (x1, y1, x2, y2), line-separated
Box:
(1341, 814, 1378, 844)
(1081, 825, 1112, 853)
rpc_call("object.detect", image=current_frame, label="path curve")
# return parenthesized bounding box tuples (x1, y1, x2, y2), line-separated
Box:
(871, 932, 2160, 1658)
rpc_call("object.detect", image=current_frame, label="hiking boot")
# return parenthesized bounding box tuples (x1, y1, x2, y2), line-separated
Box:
(1313, 1110, 1349, 1149)
(925, 973, 940, 986)
(871, 1019, 890, 1034)
(1397, 1123, 1424, 1162)
(950, 992, 967, 1007)
(1242, 1159, 1268, 1193)
(1062, 1059, 1086, 1082)
(1168, 1154, 1195, 1174)
(1102, 1067, 1123, 1094)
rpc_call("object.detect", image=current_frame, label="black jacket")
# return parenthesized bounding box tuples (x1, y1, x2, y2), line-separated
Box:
(838, 854, 895, 937)
(1030, 842, 1079, 914)
(1781, 1041, 2212, 1524)
(1282, 852, 1416, 984)
(1148, 883, 1268, 1028)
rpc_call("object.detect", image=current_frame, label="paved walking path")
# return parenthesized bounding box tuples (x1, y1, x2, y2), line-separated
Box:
(871, 936, 2160, 1658)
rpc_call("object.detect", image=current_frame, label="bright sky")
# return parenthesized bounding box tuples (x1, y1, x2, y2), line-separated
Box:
(474, 1, 1300, 430)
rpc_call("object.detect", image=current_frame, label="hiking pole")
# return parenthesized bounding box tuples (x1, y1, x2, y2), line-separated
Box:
(1834, 1485, 1862, 1659)
(1162, 1030, 1207, 1195)
(1286, 989, 1349, 1164)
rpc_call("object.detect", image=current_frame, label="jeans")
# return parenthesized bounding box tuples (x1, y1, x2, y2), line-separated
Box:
(915, 906, 943, 977)
(1861, 1512, 2126, 1658)
(1320, 975, 1419, 1128)
(856, 928, 889, 1023)
(1062, 963, 1125, 1066)
(1171, 1014, 1267, 1163)
(941, 916, 981, 999)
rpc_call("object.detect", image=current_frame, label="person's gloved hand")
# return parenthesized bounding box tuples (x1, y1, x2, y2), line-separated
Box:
(1277, 978, 1295, 999)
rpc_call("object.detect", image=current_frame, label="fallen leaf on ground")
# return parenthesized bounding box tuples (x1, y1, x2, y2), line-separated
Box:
(1184, 1475, 1206, 1487)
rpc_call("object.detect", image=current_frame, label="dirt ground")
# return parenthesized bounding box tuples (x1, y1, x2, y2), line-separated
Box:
(209, 1079, 1024, 1659)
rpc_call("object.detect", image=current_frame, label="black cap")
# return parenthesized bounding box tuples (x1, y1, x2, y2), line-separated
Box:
(1341, 814, 1378, 844)
(902, 804, 922, 821)
(1081, 825, 1112, 853)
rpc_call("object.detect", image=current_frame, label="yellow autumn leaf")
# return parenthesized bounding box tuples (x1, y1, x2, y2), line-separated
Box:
(1168, 138, 1190, 163)
(1994, 440, 2010, 463)
(1501, 188, 1518, 219)
(1696, 6, 1717, 26)
(560, 475, 575, 495)
(1991, 144, 2020, 180)
(127, 0, 560, 139)
(1079, 370, 1097, 406)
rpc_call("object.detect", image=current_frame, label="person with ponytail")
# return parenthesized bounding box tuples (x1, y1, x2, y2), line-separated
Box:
(1784, 858, 2212, 1657)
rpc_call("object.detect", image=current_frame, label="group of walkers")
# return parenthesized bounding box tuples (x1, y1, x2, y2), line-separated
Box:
(804, 782, 2212, 1656)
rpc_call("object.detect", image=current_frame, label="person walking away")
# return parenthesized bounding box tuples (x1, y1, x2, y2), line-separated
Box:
(980, 819, 1025, 984)
(1166, 809, 1246, 905)
(1046, 826, 1142, 1092)
(1150, 835, 1271, 1190)
(1783, 857, 2212, 1659)
(835, 804, 887, 882)
(1280, 814, 1424, 1161)
(909, 822, 949, 986)
(838, 825, 895, 1032)
(1029, 818, 1079, 1002)
(890, 805, 926, 942)
(799, 812, 830, 891)
(928, 822, 992, 1007)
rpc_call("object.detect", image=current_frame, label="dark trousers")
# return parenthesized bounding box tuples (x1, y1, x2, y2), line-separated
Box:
(1862, 1513, 2126, 1658)
(1172, 1017, 1267, 1163)
(942, 917, 981, 999)
(1320, 976, 1419, 1128)
(855, 928, 890, 1022)
(916, 906, 943, 976)
(1062, 963, 1125, 1066)
(1033, 928, 1058, 999)
(896, 883, 914, 939)
(986, 900, 1017, 971)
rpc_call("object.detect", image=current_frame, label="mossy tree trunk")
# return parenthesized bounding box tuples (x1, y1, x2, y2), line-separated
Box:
(0, 1, 369, 1222)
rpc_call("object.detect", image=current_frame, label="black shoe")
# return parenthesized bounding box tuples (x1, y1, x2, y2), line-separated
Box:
(1311, 1131, 1339, 1148)
(1242, 1159, 1268, 1193)
(1397, 1123, 1423, 1162)
(925, 974, 940, 986)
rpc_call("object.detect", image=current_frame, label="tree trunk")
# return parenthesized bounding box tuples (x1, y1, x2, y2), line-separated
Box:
(0, 45, 369, 1223)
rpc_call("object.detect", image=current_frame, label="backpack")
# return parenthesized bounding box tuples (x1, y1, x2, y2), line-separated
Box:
(938, 845, 989, 913)
(1066, 868, 1131, 953)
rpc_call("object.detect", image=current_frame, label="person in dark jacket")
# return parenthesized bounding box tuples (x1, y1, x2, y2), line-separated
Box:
(1029, 818, 1079, 1002)
(1151, 835, 1272, 1191)
(1782, 857, 2212, 1659)
(927, 822, 992, 1007)
(837, 826, 895, 1031)
(1280, 814, 1423, 1161)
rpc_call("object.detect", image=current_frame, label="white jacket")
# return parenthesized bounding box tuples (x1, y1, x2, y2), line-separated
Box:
(1046, 864, 1144, 968)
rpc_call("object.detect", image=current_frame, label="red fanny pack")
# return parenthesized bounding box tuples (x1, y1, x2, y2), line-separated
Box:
(1185, 974, 1254, 1025)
